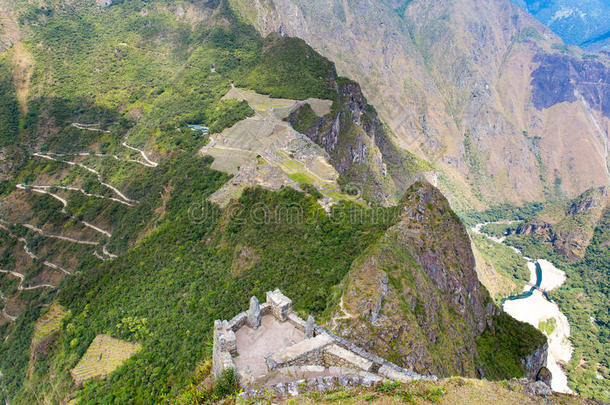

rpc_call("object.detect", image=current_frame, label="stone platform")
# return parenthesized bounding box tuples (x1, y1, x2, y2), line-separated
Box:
(212, 289, 435, 398)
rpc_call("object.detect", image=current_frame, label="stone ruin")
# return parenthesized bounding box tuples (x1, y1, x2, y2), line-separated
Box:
(212, 289, 434, 398)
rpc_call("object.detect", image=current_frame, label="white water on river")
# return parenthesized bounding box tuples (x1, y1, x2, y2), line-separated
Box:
(472, 223, 573, 393)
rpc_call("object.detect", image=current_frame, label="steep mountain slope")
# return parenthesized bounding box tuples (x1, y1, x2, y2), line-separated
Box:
(230, 0, 610, 212)
(0, 0, 427, 326)
(330, 181, 546, 379)
(512, 0, 610, 50)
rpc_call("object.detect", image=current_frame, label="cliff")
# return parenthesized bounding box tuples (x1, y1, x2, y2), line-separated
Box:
(287, 78, 433, 205)
(329, 181, 547, 378)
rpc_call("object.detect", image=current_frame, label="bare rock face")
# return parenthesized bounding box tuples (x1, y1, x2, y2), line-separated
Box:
(523, 343, 548, 381)
(536, 365, 552, 387)
(531, 53, 610, 118)
(287, 79, 428, 205)
(331, 181, 499, 377)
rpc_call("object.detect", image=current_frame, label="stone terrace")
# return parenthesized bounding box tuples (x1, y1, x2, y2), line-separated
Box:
(212, 289, 435, 398)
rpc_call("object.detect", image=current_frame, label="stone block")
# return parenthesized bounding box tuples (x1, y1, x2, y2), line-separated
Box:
(260, 302, 271, 316)
(225, 329, 237, 356)
(305, 315, 315, 338)
(324, 344, 373, 372)
(247, 296, 261, 328)
(266, 289, 292, 321)
(268, 334, 333, 369)
(378, 365, 414, 383)
(287, 312, 308, 331)
(227, 312, 247, 331)
(300, 365, 325, 373)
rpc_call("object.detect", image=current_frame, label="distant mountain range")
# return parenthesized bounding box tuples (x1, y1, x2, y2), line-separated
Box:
(512, 0, 610, 50)
(231, 0, 610, 213)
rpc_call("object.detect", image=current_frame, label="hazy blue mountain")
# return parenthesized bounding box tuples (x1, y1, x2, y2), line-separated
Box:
(512, 0, 610, 50)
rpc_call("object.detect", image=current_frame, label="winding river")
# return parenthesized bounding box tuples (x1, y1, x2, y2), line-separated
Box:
(472, 223, 573, 393)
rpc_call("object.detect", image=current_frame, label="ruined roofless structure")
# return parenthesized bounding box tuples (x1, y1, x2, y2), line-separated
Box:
(212, 289, 434, 398)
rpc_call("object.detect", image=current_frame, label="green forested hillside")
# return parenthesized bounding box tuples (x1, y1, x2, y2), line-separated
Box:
(0, 0, 551, 403)
(8, 182, 397, 403)
(0, 55, 18, 147)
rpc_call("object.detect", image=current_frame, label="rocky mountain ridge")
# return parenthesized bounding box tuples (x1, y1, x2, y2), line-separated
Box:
(286, 78, 433, 204)
(330, 181, 547, 379)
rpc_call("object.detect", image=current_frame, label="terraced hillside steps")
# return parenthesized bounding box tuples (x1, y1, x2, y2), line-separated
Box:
(70, 335, 141, 385)
(30, 303, 69, 350)
(201, 87, 351, 208)
(212, 289, 434, 399)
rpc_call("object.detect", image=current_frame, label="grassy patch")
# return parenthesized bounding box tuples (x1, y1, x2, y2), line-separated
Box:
(70, 334, 141, 384)
(290, 103, 321, 133)
(289, 172, 315, 184)
(30, 303, 69, 350)
(538, 318, 556, 337)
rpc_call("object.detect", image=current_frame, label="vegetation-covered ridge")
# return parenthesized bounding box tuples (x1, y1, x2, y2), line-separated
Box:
(0, 0, 387, 402)
(329, 181, 546, 381)
(0, 2, 429, 403)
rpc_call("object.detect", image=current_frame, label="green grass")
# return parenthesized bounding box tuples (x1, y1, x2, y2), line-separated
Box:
(538, 318, 556, 337)
(289, 172, 316, 184)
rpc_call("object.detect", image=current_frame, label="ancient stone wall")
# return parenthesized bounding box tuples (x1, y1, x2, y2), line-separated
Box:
(211, 288, 435, 393)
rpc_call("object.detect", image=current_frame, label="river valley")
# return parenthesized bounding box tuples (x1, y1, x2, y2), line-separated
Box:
(472, 223, 573, 393)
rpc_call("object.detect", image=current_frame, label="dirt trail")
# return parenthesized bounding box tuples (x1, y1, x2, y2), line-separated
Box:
(2, 308, 17, 321)
(45, 150, 153, 168)
(71, 123, 110, 133)
(32, 153, 137, 204)
(122, 142, 158, 167)
(102, 245, 118, 259)
(23, 223, 99, 245)
(82, 221, 112, 238)
(331, 295, 354, 329)
(16, 236, 71, 274)
(0, 269, 54, 322)
(0, 269, 56, 291)
(21, 184, 133, 207)
(17, 184, 68, 209)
